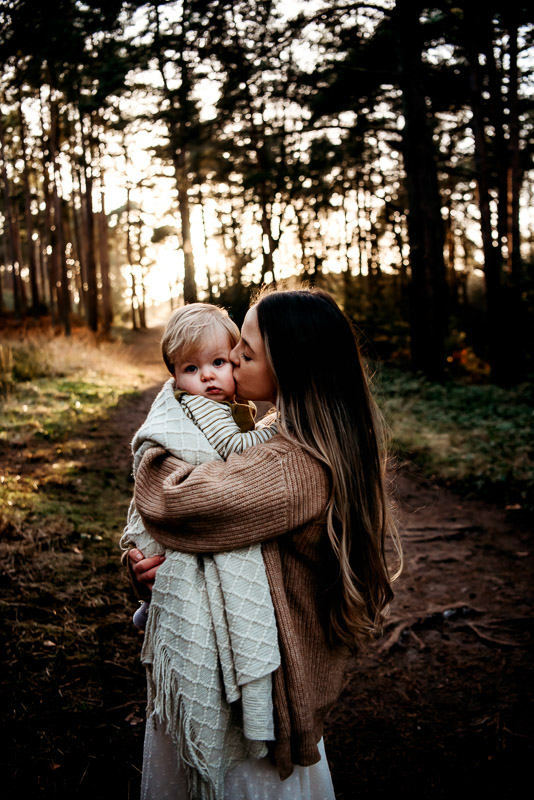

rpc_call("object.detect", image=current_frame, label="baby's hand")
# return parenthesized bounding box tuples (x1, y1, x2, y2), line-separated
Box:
(129, 548, 165, 591)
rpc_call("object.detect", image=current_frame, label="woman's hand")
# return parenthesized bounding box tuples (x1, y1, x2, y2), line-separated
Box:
(128, 548, 165, 591)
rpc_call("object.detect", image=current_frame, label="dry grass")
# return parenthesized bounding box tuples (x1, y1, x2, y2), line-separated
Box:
(0, 327, 155, 798)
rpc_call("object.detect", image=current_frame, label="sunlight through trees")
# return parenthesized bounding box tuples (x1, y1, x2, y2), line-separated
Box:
(0, 0, 532, 383)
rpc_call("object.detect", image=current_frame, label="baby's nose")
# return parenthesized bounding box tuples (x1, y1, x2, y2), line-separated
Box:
(200, 365, 215, 380)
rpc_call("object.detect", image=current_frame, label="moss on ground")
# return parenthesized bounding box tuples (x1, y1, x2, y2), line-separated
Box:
(376, 366, 534, 509)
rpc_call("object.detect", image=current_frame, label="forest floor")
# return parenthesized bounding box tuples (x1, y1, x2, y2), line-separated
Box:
(0, 323, 532, 799)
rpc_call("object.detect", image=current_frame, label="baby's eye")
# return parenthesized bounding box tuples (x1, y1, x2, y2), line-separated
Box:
(213, 358, 227, 367)
(184, 365, 197, 373)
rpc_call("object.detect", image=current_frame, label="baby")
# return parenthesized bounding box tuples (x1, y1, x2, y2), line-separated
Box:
(128, 302, 277, 629)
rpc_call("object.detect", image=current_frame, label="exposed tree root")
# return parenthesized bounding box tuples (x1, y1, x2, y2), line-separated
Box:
(462, 621, 529, 648)
(404, 524, 483, 543)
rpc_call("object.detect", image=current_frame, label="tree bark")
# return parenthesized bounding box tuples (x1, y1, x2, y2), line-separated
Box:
(135, 219, 147, 329)
(507, 18, 522, 281)
(69, 121, 89, 320)
(259, 193, 277, 285)
(395, 0, 447, 380)
(466, 15, 505, 382)
(0, 112, 22, 318)
(98, 192, 113, 332)
(482, 18, 509, 263)
(49, 98, 71, 336)
(79, 113, 98, 331)
(41, 161, 56, 323)
(17, 94, 40, 314)
(39, 89, 55, 321)
(0, 236, 4, 311)
(174, 149, 198, 303)
(198, 192, 215, 303)
(12, 214, 28, 311)
(125, 184, 139, 330)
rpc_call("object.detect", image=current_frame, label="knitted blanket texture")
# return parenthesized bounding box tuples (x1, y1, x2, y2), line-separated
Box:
(120, 379, 280, 800)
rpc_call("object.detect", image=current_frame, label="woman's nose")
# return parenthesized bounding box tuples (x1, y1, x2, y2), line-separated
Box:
(229, 345, 239, 367)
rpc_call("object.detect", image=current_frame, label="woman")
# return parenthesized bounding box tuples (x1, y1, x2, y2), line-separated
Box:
(130, 288, 401, 799)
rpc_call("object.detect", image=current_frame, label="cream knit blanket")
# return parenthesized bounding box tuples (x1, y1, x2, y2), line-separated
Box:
(120, 379, 280, 800)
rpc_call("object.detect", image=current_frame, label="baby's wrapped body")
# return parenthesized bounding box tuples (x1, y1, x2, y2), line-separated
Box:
(121, 379, 279, 800)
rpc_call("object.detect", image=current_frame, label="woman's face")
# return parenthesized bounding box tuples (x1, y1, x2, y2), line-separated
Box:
(230, 306, 277, 403)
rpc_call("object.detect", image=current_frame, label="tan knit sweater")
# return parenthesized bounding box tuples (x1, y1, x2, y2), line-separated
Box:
(134, 434, 350, 780)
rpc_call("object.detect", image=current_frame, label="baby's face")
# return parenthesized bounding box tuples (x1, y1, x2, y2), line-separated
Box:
(174, 329, 236, 401)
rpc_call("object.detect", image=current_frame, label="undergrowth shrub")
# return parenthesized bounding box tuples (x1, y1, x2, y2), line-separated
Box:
(0, 344, 14, 397)
(376, 366, 534, 510)
(0, 340, 55, 395)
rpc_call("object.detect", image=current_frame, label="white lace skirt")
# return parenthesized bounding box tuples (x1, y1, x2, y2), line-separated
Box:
(141, 714, 336, 800)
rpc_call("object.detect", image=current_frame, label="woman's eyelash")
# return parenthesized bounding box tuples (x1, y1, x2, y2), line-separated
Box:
(241, 353, 251, 362)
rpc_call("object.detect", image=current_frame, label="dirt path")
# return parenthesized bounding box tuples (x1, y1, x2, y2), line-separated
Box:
(3, 326, 532, 799)
(106, 328, 533, 798)
(325, 466, 533, 798)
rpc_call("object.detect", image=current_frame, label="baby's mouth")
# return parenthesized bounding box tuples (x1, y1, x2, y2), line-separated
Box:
(206, 386, 222, 394)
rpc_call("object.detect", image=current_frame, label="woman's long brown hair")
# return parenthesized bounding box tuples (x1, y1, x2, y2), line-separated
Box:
(255, 288, 402, 651)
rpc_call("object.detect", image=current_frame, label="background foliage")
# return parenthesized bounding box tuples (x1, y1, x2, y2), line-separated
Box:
(0, 0, 532, 385)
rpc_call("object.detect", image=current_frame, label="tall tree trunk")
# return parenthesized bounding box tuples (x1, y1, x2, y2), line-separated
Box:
(84, 170, 98, 332)
(130, 274, 139, 330)
(51, 178, 70, 334)
(70, 181, 86, 315)
(354, 181, 363, 277)
(507, 18, 522, 281)
(0, 238, 4, 311)
(342, 190, 353, 276)
(446, 207, 459, 308)
(294, 206, 310, 279)
(12, 214, 28, 311)
(39, 90, 54, 320)
(139, 269, 147, 329)
(17, 94, 40, 314)
(41, 162, 56, 323)
(395, 0, 447, 380)
(0, 222, 7, 311)
(125, 185, 139, 330)
(173, 149, 198, 303)
(0, 112, 22, 318)
(98, 192, 113, 332)
(198, 192, 215, 302)
(49, 98, 71, 336)
(503, 16, 526, 380)
(259, 196, 276, 285)
(79, 113, 98, 331)
(466, 14, 505, 382)
(444, 141, 459, 309)
(135, 220, 147, 329)
(482, 19, 509, 263)
(69, 125, 89, 320)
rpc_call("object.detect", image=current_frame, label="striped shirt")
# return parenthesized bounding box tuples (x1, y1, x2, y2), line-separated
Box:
(176, 391, 277, 459)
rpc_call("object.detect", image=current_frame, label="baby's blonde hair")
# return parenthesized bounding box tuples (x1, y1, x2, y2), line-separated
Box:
(161, 303, 240, 375)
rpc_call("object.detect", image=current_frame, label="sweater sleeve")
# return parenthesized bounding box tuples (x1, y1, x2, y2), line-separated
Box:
(133, 438, 329, 553)
(178, 392, 277, 458)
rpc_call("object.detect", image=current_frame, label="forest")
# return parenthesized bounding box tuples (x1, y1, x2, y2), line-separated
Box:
(0, 0, 532, 381)
(0, 2, 533, 799)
